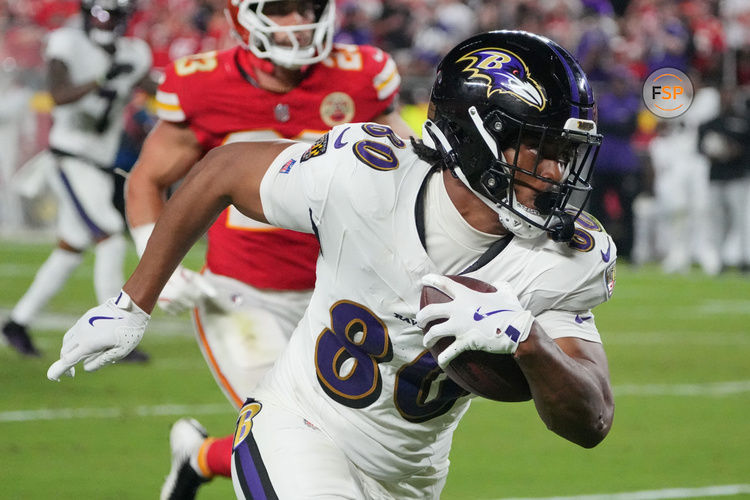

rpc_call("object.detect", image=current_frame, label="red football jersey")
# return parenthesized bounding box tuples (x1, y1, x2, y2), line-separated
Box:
(155, 44, 401, 290)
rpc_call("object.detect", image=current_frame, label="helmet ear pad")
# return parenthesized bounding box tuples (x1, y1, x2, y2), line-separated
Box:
(435, 113, 515, 203)
(435, 116, 497, 184)
(479, 169, 510, 202)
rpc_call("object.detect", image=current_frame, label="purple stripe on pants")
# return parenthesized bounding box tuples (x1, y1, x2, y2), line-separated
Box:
(57, 165, 109, 240)
(235, 436, 279, 500)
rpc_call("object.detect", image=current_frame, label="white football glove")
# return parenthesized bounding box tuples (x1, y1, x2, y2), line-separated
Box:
(157, 265, 217, 315)
(47, 290, 150, 381)
(416, 274, 535, 369)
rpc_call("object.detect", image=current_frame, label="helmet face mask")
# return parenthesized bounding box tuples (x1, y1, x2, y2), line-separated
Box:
(476, 111, 601, 240)
(82, 0, 133, 46)
(426, 30, 603, 241)
(226, 0, 335, 69)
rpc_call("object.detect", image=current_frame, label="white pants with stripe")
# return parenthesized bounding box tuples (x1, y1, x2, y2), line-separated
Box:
(47, 155, 124, 249)
(230, 396, 448, 499)
(191, 270, 312, 408)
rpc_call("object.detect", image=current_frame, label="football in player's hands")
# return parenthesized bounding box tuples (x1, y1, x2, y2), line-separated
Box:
(420, 275, 532, 402)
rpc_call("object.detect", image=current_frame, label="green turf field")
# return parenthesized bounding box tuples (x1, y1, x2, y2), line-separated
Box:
(1, 237, 748, 499)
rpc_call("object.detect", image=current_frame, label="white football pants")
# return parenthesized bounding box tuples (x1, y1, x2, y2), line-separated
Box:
(191, 270, 312, 408)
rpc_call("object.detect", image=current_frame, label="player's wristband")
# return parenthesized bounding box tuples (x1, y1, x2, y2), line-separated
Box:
(130, 223, 155, 258)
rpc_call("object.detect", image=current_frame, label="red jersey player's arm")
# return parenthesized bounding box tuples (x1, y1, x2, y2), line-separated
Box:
(123, 140, 291, 312)
(374, 108, 416, 139)
(135, 71, 159, 96)
(125, 120, 204, 231)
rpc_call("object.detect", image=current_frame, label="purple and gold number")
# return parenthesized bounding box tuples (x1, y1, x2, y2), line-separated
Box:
(361, 123, 406, 149)
(315, 301, 393, 408)
(352, 124, 405, 171)
(315, 300, 468, 421)
(353, 141, 399, 171)
(569, 210, 604, 252)
(394, 351, 468, 423)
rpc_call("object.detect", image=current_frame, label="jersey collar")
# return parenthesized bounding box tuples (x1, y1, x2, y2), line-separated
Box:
(414, 170, 513, 275)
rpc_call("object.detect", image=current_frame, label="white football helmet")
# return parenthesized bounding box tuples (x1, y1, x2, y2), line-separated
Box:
(226, 0, 335, 69)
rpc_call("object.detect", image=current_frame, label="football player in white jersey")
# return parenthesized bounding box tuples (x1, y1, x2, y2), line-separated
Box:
(48, 31, 616, 499)
(2, 0, 156, 360)
(124, 1, 411, 497)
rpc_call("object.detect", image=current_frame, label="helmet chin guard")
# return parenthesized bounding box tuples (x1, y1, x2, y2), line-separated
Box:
(497, 201, 548, 239)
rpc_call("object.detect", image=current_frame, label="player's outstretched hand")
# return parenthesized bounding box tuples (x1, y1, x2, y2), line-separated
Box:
(157, 266, 217, 315)
(47, 291, 150, 381)
(416, 274, 535, 368)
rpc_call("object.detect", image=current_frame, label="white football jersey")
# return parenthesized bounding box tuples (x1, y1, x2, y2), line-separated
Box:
(256, 123, 617, 480)
(44, 27, 152, 166)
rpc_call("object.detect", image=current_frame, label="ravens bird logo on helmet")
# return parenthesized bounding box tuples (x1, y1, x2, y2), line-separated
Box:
(457, 48, 546, 111)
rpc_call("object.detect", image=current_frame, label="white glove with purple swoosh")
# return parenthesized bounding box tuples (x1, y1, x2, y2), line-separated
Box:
(416, 274, 535, 368)
(47, 290, 150, 381)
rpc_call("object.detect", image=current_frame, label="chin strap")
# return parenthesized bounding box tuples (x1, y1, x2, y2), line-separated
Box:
(547, 211, 576, 242)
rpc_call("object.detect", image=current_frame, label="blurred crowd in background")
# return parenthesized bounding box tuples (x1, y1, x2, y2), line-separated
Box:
(1, 0, 749, 274)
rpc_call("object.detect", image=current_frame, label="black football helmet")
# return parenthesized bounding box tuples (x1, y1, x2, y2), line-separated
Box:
(423, 30, 602, 241)
(81, 0, 134, 47)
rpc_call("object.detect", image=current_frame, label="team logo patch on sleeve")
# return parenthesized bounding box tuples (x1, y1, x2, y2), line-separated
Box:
(301, 133, 329, 162)
(605, 262, 616, 299)
(279, 158, 296, 174)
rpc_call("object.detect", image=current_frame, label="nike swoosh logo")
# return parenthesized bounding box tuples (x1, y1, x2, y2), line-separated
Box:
(601, 240, 611, 263)
(575, 314, 592, 324)
(334, 127, 350, 149)
(88, 315, 123, 326)
(473, 308, 511, 321)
